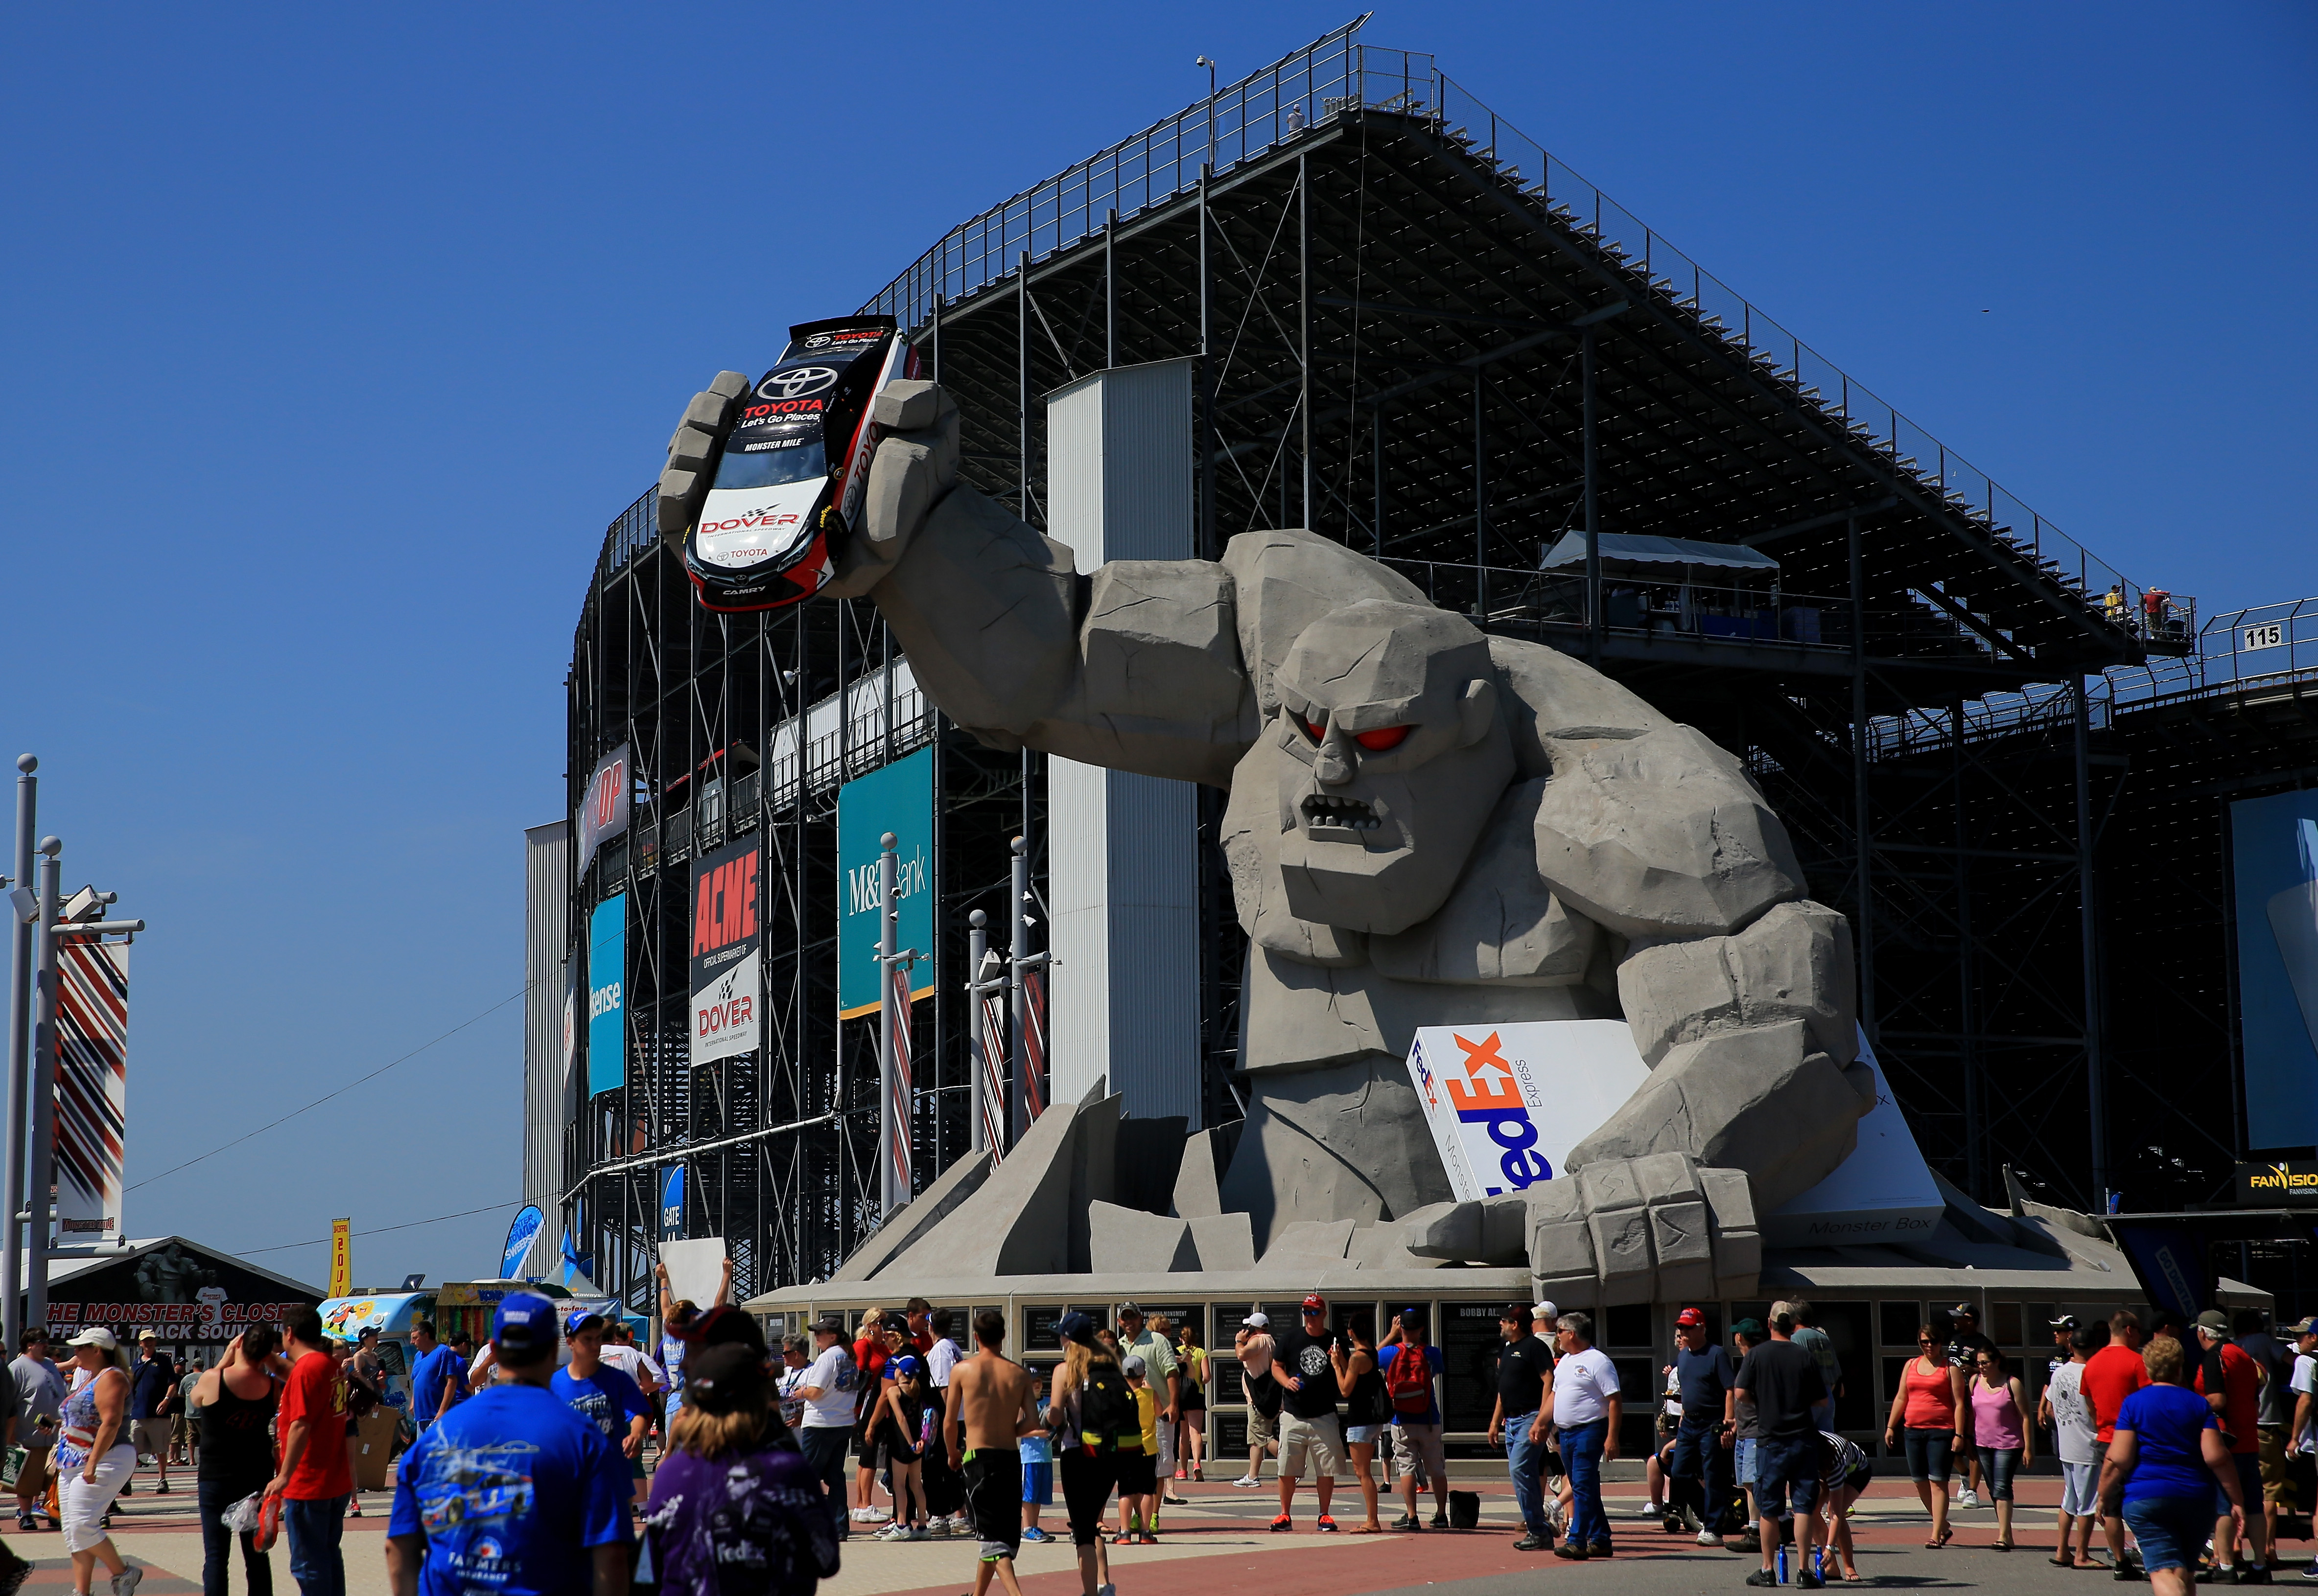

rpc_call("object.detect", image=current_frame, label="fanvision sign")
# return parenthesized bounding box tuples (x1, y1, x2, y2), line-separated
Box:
(2237, 1160, 2318, 1204)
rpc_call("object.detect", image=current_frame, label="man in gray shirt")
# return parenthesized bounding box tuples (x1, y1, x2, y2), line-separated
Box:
(7, 1329, 57, 1532)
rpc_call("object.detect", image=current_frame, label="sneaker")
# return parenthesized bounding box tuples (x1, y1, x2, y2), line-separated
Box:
(154, 1482, 169, 1495)
(2300, 1561, 2318, 1581)
(1745, 1572, 1779, 1589)
(1021, 1527, 1053, 1544)
(2244, 1571, 2275, 1587)
(1316, 1514, 1339, 1533)
(2200, 1570, 2237, 1586)
(1513, 1534, 1551, 1551)
(1697, 1530, 1725, 1547)
(1137, 1532, 1157, 1545)
(1956, 1488, 1980, 1509)
(1391, 1514, 1419, 1531)
(1270, 1514, 1292, 1533)
(1231, 1476, 1262, 1489)
(1113, 1531, 1135, 1546)
(848, 1506, 884, 1523)
(926, 1518, 952, 1538)
(870, 1523, 904, 1541)
(1097, 1584, 1115, 1596)
(11, 1518, 29, 1535)
(1174, 1468, 1187, 1480)
(110, 1570, 142, 1596)
(1431, 1510, 1450, 1528)
(1588, 1543, 1613, 1559)
(1797, 1573, 1825, 1591)
(1553, 1544, 1591, 1561)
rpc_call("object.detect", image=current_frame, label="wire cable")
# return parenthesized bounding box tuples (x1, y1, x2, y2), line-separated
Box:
(126, 985, 529, 1193)
(231, 1197, 545, 1257)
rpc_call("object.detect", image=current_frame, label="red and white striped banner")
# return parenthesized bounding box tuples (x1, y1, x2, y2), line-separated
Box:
(55, 942, 127, 1240)
(1021, 967, 1048, 1125)
(887, 961, 913, 1200)
(975, 987, 1008, 1163)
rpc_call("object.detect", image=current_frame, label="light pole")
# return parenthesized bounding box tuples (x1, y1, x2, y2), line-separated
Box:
(1196, 55, 1218, 171)
(2, 756, 34, 1349)
(25, 837, 58, 1335)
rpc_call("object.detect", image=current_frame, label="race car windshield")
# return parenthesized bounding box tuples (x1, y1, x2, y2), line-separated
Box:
(713, 437, 827, 492)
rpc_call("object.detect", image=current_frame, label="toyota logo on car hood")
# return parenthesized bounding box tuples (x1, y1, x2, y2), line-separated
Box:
(758, 366, 839, 400)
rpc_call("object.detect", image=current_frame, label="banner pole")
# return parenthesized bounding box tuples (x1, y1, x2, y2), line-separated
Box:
(879, 834, 902, 1214)
(1009, 837, 1029, 1144)
(3, 757, 34, 1351)
(968, 910, 989, 1156)
(25, 837, 59, 1333)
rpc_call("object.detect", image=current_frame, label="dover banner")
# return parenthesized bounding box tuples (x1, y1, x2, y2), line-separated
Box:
(55, 940, 128, 1238)
(689, 836, 761, 1065)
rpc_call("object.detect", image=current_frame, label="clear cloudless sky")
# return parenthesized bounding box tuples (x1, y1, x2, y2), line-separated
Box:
(0, 2, 2310, 1294)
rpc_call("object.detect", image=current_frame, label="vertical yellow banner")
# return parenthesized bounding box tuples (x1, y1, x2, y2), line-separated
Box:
(329, 1218, 351, 1297)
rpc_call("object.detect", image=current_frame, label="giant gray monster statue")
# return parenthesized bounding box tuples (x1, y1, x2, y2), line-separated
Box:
(658, 378, 1872, 1304)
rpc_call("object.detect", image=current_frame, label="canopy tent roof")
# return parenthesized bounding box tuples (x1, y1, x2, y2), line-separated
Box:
(1539, 531, 1780, 574)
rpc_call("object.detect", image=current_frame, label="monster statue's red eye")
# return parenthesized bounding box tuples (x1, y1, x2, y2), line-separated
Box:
(1353, 724, 1413, 753)
(1298, 713, 1326, 742)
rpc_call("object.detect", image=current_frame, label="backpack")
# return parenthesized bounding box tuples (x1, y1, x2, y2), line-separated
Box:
(1383, 1345, 1434, 1415)
(1073, 1362, 1137, 1452)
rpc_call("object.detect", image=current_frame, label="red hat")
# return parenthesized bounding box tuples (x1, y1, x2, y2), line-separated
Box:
(1302, 1294, 1327, 1312)
(1676, 1308, 1707, 1328)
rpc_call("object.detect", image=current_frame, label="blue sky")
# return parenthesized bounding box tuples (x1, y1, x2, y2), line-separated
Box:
(0, 2, 2310, 1295)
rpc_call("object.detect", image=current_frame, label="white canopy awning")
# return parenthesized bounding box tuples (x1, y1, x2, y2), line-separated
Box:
(1539, 532, 1780, 573)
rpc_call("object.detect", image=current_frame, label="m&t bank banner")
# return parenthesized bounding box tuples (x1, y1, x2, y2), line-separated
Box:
(587, 893, 627, 1096)
(837, 747, 934, 1019)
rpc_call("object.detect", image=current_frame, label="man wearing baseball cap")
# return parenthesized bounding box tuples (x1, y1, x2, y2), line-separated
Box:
(1264, 1295, 1347, 1532)
(1669, 1307, 1736, 1548)
(554, 1311, 655, 1508)
(793, 1314, 863, 1538)
(386, 1291, 632, 1596)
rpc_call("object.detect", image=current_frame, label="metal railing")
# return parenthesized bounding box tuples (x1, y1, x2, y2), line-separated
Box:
(1381, 557, 1848, 645)
(856, 22, 2153, 635)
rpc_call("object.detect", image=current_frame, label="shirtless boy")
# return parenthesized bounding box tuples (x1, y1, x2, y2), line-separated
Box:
(946, 1311, 1043, 1596)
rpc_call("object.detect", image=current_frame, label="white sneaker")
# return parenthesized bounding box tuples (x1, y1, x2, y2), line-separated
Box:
(1098, 1585, 1116, 1596)
(1231, 1476, 1262, 1488)
(1955, 1488, 1980, 1509)
(849, 1506, 881, 1522)
(872, 1522, 909, 1541)
(926, 1517, 953, 1537)
(110, 1571, 142, 1596)
(1697, 1530, 1724, 1547)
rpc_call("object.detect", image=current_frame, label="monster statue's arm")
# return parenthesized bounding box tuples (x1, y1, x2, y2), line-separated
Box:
(1406, 721, 1874, 1303)
(661, 377, 1254, 787)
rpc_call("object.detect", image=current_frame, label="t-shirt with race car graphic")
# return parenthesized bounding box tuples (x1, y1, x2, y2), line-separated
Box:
(388, 1382, 632, 1596)
(551, 1364, 653, 1449)
(1269, 1327, 1346, 1421)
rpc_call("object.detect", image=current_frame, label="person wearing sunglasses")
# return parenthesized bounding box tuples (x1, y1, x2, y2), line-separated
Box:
(1883, 1327, 1958, 1548)
(1966, 1348, 2033, 1550)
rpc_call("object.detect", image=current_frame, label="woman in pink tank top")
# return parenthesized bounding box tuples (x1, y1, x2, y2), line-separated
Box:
(1967, 1348, 2034, 1550)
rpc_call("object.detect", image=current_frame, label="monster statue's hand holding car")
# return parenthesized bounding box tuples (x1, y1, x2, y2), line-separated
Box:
(655, 372, 1870, 1302)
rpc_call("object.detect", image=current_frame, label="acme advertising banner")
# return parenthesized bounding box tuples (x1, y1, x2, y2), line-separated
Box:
(689, 836, 761, 1065)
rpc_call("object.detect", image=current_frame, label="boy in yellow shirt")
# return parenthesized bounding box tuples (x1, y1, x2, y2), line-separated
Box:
(1116, 1354, 1160, 1543)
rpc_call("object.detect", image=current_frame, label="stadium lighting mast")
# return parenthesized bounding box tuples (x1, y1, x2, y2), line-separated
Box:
(1196, 55, 1218, 169)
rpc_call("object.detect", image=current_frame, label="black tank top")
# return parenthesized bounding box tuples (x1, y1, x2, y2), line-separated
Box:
(198, 1373, 279, 1489)
(1344, 1355, 1391, 1428)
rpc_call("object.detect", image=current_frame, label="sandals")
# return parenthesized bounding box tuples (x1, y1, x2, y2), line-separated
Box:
(1925, 1526, 1953, 1549)
(1994, 1539, 2014, 1552)
(2053, 1554, 2078, 1568)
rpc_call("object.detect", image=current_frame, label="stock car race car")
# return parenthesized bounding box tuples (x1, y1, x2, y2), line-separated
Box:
(666, 316, 920, 612)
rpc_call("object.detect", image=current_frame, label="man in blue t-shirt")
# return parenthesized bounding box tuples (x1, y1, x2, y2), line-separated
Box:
(1378, 1308, 1449, 1532)
(553, 1311, 654, 1506)
(408, 1318, 467, 1432)
(387, 1291, 632, 1596)
(1668, 1307, 1737, 1544)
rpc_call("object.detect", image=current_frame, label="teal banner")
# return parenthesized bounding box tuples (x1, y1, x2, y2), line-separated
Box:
(837, 747, 934, 1018)
(586, 893, 627, 1096)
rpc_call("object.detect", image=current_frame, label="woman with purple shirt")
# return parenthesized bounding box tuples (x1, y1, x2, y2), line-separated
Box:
(642, 1343, 841, 1596)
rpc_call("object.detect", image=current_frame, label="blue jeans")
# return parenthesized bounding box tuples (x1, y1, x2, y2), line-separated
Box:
(1902, 1426, 1954, 1486)
(1561, 1420, 1610, 1551)
(1671, 1419, 1732, 1530)
(2124, 1494, 2218, 1574)
(198, 1479, 273, 1596)
(282, 1495, 346, 1596)
(1976, 1445, 2020, 1502)
(800, 1426, 853, 1538)
(1503, 1412, 1548, 1536)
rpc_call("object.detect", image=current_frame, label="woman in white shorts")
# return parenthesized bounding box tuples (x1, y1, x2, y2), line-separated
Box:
(54, 1326, 140, 1596)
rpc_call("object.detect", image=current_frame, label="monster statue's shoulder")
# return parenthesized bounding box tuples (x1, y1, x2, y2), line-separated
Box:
(1219, 530, 1427, 719)
(1484, 635, 1674, 779)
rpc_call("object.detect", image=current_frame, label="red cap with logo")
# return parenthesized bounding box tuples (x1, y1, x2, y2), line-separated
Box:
(1676, 1307, 1708, 1328)
(1302, 1294, 1327, 1312)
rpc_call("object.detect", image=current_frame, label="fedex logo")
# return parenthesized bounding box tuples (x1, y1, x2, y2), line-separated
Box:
(1447, 1030, 1551, 1193)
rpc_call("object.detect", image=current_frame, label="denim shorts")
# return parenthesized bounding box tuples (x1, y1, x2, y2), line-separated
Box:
(2124, 1494, 2217, 1573)
(2214, 1452, 2260, 1518)
(1733, 1436, 1757, 1487)
(1902, 1426, 1954, 1486)
(1753, 1434, 1823, 1518)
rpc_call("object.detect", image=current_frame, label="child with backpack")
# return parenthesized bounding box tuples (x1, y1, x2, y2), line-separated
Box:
(1378, 1310, 1449, 1530)
(1048, 1314, 1133, 1596)
(1114, 1356, 1160, 1544)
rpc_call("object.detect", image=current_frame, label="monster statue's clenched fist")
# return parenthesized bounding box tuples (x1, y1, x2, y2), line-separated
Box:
(660, 379, 1872, 1302)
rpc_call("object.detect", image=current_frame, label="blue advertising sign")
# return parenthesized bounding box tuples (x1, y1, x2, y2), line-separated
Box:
(587, 894, 627, 1097)
(2232, 791, 2318, 1147)
(836, 747, 935, 1018)
(501, 1205, 545, 1280)
(660, 1166, 684, 1241)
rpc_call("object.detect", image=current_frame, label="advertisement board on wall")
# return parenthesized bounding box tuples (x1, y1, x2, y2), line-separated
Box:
(836, 747, 935, 1019)
(689, 836, 761, 1064)
(660, 1166, 684, 1240)
(587, 894, 627, 1097)
(54, 940, 129, 1238)
(575, 743, 631, 877)
(2232, 789, 2318, 1149)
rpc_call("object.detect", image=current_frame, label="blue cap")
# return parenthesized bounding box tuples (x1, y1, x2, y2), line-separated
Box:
(563, 1308, 606, 1338)
(892, 1354, 924, 1378)
(1055, 1312, 1096, 1347)
(492, 1291, 559, 1354)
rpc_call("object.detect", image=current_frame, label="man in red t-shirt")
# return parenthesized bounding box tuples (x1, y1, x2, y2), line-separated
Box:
(2081, 1311, 2149, 1573)
(266, 1308, 351, 1596)
(2197, 1311, 2271, 1577)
